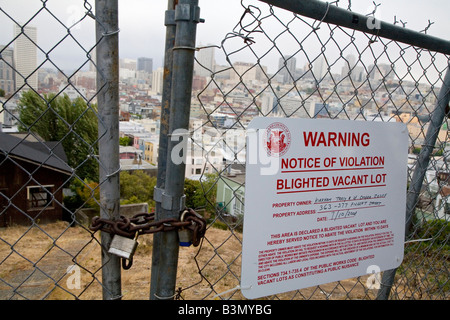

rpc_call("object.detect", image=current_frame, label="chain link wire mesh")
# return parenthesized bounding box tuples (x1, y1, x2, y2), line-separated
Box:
(0, 0, 112, 300)
(183, 0, 450, 300)
(0, 0, 448, 300)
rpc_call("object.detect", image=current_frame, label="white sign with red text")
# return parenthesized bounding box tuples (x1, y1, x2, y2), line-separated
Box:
(241, 118, 408, 299)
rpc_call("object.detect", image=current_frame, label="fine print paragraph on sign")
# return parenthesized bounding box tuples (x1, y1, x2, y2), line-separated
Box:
(241, 118, 408, 299)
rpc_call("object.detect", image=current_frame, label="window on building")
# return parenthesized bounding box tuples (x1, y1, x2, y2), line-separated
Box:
(234, 192, 245, 216)
(27, 185, 54, 210)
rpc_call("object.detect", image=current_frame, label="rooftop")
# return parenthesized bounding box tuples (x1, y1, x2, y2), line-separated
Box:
(0, 132, 71, 175)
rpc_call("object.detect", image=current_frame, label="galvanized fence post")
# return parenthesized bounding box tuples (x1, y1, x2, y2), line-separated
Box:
(95, 0, 122, 300)
(151, 0, 201, 300)
(377, 65, 450, 300)
(150, 0, 177, 300)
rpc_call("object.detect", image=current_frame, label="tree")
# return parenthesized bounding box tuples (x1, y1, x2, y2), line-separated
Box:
(184, 179, 206, 210)
(119, 170, 157, 207)
(18, 91, 99, 181)
(119, 136, 132, 146)
(185, 173, 217, 213)
(76, 179, 100, 212)
(71, 171, 157, 212)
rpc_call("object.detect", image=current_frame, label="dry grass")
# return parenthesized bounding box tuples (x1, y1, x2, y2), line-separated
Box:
(0, 221, 377, 300)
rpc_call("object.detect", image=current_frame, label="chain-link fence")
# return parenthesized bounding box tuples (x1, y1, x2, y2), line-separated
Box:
(0, 0, 116, 300)
(0, 0, 448, 300)
(184, 0, 450, 300)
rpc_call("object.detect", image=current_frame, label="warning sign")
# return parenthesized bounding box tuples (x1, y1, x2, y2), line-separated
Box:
(241, 118, 408, 299)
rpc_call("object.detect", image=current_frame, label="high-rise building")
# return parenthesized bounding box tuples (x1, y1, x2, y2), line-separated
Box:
(119, 58, 137, 70)
(368, 63, 396, 82)
(151, 67, 164, 95)
(194, 45, 215, 77)
(341, 54, 365, 82)
(278, 55, 297, 84)
(0, 45, 15, 95)
(137, 57, 153, 74)
(13, 25, 37, 90)
(341, 54, 356, 78)
(260, 92, 274, 115)
(89, 49, 96, 72)
(313, 56, 327, 81)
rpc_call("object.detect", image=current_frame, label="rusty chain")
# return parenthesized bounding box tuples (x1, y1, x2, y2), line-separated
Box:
(89, 208, 207, 247)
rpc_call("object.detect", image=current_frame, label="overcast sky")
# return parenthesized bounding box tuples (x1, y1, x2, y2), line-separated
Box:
(1, 0, 449, 75)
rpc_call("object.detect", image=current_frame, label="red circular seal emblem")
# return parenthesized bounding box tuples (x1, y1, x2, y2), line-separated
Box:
(263, 122, 291, 157)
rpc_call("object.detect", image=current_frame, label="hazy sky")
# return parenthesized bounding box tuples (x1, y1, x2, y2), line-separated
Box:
(1, 0, 449, 74)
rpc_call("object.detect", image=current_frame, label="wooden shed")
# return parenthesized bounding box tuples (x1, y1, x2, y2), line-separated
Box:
(0, 133, 72, 226)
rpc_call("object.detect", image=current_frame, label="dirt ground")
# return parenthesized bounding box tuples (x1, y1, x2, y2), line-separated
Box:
(0, 221, 377, 300)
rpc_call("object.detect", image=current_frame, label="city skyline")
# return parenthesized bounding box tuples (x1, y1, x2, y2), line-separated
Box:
(1, 0, 449, 74)
(1, 0, 448, 125)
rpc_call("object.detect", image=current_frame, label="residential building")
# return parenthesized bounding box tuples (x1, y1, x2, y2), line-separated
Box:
(58, 83, 87, 100)
(119, 145, 142, 160)
(0, 97, 18, 127)
(120, 58, 137, 70)
(143, 138, 158, 165)
(216, 164, 246, 217)
(120, 153, 157, 177)
(229, 62, 267, 84)
(185, 144, 223, 179)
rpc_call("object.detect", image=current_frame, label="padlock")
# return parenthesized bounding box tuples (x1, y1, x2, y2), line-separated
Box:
(178, 210, 193, 247)
(108, 233, 139, 260)
(178, 228, 193, 247)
